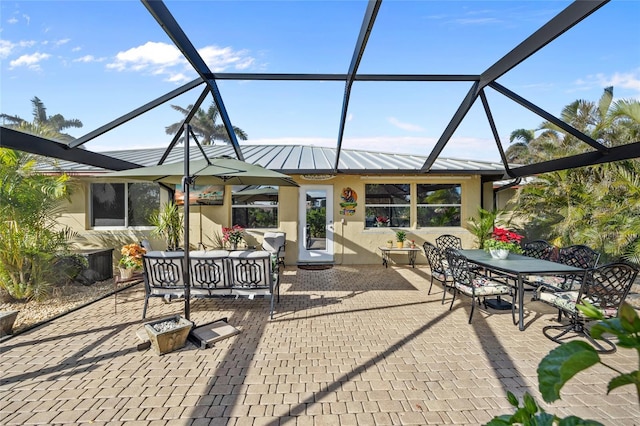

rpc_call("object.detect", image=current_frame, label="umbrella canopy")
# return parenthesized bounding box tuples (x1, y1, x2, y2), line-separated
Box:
(103, 152, 296, 324)
(232, 186, 280, 203)
(102, 156, 298, 187)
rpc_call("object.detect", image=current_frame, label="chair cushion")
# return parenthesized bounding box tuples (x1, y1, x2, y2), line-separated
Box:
(538, 290, 578, 312)
(538, 291, 618, 317)
(432, 271, 448, 281)
(455, 277, 511, 297)
(526, 275, 580, 291)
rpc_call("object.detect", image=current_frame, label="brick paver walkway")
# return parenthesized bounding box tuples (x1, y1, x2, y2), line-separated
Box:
(1, 265, 638, 425)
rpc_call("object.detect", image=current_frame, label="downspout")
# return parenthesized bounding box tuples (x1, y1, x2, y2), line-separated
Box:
(493, 178, 521, 210)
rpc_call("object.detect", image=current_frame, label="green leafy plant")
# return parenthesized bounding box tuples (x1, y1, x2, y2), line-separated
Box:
(484, 227, 524, 254)
(468, 207, 502, 249)
(0, 148, 76, 301)
(149, 201, 184, 250)
(395, 230, 407, 243)
(487, 301, 640, 425)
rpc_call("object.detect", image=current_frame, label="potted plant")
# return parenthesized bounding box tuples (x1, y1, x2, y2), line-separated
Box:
(386, 239, 393, 248)
(395, 230, 407, 248)
(118, 243, 146, 278)
(149, 201, 183, 251)
(222, 225, 245, 250)
(484, 227, 524, 259)
(409, 239, 416, 248)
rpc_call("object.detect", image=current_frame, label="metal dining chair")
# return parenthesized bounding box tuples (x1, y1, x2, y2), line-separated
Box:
(436, 234, 462, 251)
(538, 262, 638, 353)
(522, 240, 555, 261)
(445, 249, 515, 324)
(423, 241, 453, 303)
(530, 244, 601, 296)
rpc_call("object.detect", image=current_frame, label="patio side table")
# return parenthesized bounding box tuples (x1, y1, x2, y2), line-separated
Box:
(378, 247, 421, 268)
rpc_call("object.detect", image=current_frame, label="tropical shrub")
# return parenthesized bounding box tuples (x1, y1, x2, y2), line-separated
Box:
(149, 201, 184, 250)
(0, 148, 75, 301)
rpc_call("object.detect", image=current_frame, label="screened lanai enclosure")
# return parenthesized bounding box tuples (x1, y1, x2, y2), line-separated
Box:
(1, 0, 638, 174)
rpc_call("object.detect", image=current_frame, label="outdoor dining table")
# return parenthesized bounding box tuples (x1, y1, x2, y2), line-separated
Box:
(459, 249, 587, 331)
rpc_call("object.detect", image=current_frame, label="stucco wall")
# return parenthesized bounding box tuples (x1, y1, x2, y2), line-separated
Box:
(58, 173, 488, 267)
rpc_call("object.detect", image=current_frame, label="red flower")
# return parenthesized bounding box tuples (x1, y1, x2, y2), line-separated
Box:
(222, 225, 245, 244)
(484, 227, 524, 253)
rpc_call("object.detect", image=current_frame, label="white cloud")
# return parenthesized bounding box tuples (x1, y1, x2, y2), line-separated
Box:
(9, 52, 50, 70)
(106, 41, 256, 84)
(7, 17, 18, 24)
(0, 40, 14, 59)
(573, 69, 640, 95)
(54, 38, 70, 47)
(607, 70, 640, 93)
(387, 117, 425, 132)
(199, 45, 254, 71)
(0, 39, 36, 59)
(107, 41, 184, 71)
(73, 55, 104, 63)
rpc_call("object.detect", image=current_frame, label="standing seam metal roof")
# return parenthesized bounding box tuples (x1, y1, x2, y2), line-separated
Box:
(41, 145, 508, 176)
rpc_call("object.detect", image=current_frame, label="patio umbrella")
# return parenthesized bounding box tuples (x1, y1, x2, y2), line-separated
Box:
(102, 156, 298, 187)
(103, 144, 298, 323)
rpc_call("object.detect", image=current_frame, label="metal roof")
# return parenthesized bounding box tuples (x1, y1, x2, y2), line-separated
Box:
(42, 145, 507, 177)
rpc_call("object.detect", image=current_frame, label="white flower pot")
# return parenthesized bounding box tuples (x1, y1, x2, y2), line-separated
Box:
(489, 249, 510, 260)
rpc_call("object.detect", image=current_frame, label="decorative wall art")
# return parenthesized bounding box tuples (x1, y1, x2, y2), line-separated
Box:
(339, 187, 357, 216)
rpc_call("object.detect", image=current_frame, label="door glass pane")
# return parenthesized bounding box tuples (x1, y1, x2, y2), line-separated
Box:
(305, 190, 326, 250)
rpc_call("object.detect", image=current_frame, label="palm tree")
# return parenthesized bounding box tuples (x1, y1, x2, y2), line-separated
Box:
(0, 96, 83, 143)
(509, 87, 640, 264)
(165, 101, 248, 145)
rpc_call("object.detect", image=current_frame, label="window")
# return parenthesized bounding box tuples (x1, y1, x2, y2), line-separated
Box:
(231, 186, 279, 228)
(416, 184, 461, 227)
(365, 184, 410, 228)
(91, 182, 160, 227)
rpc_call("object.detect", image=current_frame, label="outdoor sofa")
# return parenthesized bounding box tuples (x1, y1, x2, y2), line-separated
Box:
(141, 249, 280, 319)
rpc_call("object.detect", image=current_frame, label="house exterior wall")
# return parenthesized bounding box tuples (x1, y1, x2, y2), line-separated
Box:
(59, 173, 488, 267)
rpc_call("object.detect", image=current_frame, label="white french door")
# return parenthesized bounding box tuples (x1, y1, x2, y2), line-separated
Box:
(298, 185, 334, 263)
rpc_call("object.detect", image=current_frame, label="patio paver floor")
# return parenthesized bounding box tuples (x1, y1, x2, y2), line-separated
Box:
(1, 265, 638, 425)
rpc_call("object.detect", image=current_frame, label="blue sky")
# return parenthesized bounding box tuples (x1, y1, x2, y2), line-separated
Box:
(1, 0, 639, 162)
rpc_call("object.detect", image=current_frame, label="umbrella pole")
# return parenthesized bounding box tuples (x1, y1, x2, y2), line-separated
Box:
(183, 124, 191, 321)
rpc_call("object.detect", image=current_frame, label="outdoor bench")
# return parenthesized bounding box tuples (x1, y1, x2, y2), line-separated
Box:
(141, 249, 280, 320)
